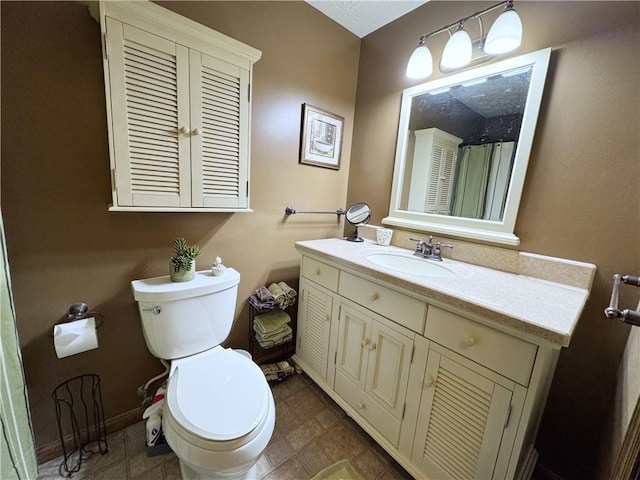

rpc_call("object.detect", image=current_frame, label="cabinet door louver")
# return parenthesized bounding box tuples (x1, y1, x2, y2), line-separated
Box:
(425, 144, 443, 211)
(298, 281, 333, 380)
(414, 351, 512, 479)
(191, 52, 249, 208)
(106, 19, 191, 207)
(425, 143, 457, 214)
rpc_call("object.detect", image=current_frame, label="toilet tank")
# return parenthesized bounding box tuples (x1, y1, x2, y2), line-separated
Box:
(131, 269, 240, 360)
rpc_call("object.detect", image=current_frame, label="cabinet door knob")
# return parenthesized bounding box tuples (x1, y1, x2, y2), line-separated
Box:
(192, 128, 202, 136)
(361, 338, 370, 347)
(464, 336, 476, 346)
(325, 313, 330, 322)
(424, 375, 435, 388)
(368, 342, 377, 351)
(180, 126, 190, 135)
(369, 293, 379, 302)
(357, 402, 365, 410)
(314, 268, 321, 276)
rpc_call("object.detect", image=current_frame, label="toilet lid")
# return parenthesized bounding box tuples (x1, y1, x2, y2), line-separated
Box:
(167, 349, 270, 442)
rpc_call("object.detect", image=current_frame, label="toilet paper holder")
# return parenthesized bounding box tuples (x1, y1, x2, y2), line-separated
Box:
(50, 303, 104, 336)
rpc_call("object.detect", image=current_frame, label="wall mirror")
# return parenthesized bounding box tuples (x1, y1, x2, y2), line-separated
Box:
(383, 48, 551, 245)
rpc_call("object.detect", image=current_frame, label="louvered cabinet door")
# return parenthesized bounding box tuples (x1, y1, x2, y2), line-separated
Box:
(105, 19, 191, 207)
(297, 279, 334, 381)
(412, 345, 514, 480)
(424, 141, 458, 215)
(190, 51, 250, 208)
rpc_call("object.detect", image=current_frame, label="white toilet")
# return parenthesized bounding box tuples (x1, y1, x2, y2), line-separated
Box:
(131, 268, 275, 479)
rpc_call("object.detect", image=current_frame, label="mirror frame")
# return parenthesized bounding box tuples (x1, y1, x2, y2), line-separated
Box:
(383, 48, 551, 246)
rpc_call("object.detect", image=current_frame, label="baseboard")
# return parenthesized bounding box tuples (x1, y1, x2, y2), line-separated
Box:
(516, 447, 538, 480)
(533, 461, 566, 480)
(35, 407, 144, 464)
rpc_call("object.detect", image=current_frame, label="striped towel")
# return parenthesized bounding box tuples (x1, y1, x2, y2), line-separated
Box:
(278, 282, 297, 308)
(268, 283, 287, 309)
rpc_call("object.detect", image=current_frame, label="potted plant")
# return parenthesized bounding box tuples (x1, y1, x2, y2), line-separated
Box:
(169, 237, 202, 282)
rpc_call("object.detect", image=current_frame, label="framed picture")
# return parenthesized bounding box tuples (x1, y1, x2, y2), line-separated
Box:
(299, 104, 344, 170)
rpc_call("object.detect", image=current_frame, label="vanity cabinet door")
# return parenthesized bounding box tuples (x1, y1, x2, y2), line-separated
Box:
(365, 320, 413, 421)
(295, 278, 335, 382)
(336, 303, 371, 390)
(412, 343, 514, 480)
(335, 301, 414, 446)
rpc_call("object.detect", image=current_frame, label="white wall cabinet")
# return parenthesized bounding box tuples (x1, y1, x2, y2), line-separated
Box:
(294, 253, 558, 480)
(407, 128, 462, 215)
(94, 1, 261, 211)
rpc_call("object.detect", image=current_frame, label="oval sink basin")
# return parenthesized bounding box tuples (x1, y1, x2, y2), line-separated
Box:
(366, 253, 455, 277)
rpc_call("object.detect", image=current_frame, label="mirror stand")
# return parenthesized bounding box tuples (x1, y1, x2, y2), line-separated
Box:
(346, 225, 364, 242)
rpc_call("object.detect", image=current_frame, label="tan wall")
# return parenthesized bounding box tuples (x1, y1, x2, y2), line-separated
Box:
(0, 1, 359, 454)
(348, 2, 640, 478)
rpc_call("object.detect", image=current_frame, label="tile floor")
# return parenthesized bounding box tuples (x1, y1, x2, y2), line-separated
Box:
(37, 373, 413, 480)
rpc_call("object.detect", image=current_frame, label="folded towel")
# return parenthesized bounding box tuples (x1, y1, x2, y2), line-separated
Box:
(255, 325, 293, 348)
(268, 283, 287, 309)
(253, 310, 291, 335)
(249, 286, 276, 313)
(253, 321, 290, 339)
(277, 282, 297, 307)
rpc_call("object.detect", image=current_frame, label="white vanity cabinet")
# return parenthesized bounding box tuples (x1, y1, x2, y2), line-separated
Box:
(293, 249, 564, 480)
(94, 1, 261, 212)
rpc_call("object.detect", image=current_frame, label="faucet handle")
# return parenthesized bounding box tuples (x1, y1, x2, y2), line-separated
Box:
(409, 238, 425, 255)
(433, 242, 453, 260)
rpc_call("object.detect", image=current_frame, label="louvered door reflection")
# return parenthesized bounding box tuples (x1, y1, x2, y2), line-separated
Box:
(106, 19, 191, 207)
(190, 51, 249, 208)
(297, 279, 334, 381)
(413, 345, 513, 480)
(424, 142, 458, 214)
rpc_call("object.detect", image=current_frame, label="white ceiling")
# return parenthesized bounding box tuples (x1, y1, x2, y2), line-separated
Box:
(305, 0, 429, 38)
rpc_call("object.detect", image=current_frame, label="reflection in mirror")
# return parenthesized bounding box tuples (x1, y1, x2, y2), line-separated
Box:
(345, 202, 371, 242)
(384, 48, 551, 245)
(405, 66, 530, 220)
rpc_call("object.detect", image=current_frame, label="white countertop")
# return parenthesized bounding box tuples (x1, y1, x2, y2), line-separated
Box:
(296, 238, 595, 347)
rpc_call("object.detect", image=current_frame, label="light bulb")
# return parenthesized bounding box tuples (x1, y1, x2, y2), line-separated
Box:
(406, 44, 433, 79)
(485, 9, 522, 55)
(441, 28, 472, 70)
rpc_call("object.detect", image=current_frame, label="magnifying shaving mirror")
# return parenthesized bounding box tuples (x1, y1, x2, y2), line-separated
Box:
(345, 202, 372, 242)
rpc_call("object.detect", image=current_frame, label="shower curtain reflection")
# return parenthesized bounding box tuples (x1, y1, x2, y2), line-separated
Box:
(452, 141, 515, 220)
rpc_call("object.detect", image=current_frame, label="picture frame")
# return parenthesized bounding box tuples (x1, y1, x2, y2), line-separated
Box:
(299, 104, 344, 170)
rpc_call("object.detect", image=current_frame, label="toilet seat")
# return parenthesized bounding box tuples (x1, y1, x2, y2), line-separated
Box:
(166, 348, 270, 445)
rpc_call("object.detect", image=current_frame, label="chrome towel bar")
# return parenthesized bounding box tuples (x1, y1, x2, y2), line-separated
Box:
(605, 274, 640, 326)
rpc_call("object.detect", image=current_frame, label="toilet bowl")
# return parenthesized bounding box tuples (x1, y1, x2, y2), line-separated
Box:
(164, 348, 275, 479)
(131, 269, 275, 479)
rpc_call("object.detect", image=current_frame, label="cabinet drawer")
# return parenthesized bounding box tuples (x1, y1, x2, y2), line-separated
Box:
(301, 257, 339, 291)
(335, 372, 401, 447)
(339, 272, 426, 334)
(425, 306, 537, 385)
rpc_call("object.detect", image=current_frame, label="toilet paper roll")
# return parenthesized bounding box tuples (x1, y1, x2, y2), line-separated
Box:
(54, 317, 99, 359)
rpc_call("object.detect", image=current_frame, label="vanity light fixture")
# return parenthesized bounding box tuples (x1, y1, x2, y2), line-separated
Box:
(406, 0, 522, 80)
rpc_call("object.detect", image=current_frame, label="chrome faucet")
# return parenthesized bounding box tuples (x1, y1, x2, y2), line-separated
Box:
(410, 236, 453, 262)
